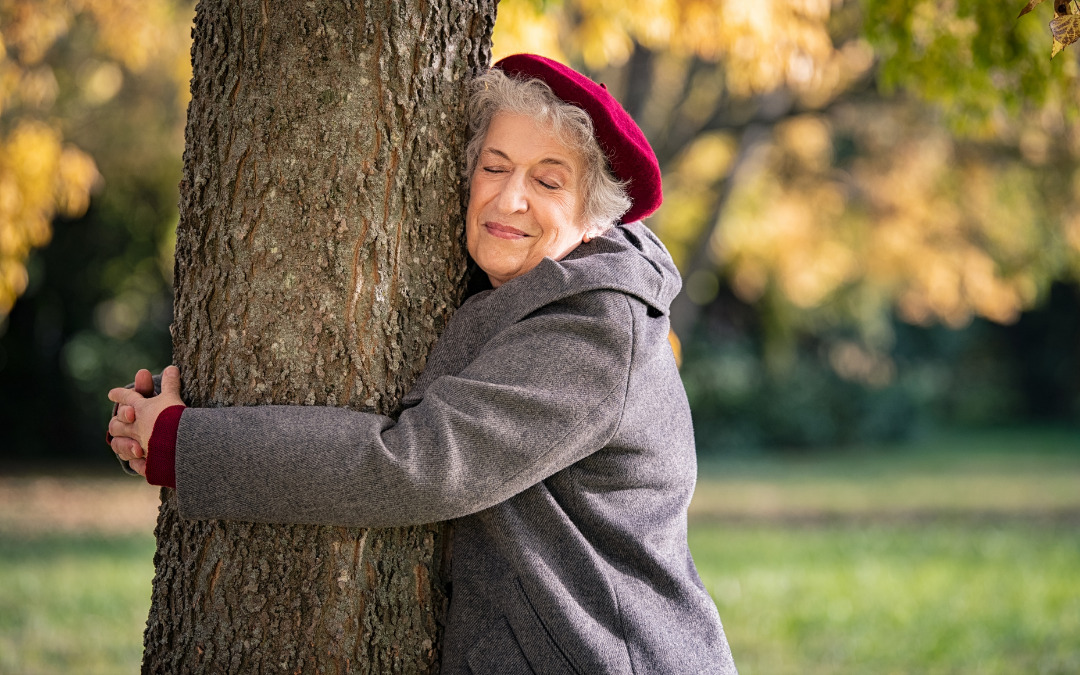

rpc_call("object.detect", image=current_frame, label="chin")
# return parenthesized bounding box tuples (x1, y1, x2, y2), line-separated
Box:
(481, 265, 518, 286)
(476, 258, 525, 287)
(473, 247, 519, 277)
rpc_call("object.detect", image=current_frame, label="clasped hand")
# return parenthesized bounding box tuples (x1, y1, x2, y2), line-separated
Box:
(108, 366, 185, 476)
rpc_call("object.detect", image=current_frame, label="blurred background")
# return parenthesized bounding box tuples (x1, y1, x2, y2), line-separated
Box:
(1, 1, 1078, 673)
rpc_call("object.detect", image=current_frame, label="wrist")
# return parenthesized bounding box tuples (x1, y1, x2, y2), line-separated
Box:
(146, 405, 185, 489)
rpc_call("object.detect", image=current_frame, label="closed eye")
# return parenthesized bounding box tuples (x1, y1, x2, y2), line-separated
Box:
(536, 179, 560, 190)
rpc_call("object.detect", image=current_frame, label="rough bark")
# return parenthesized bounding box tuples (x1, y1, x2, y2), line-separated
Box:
(143, 1, 496, 672)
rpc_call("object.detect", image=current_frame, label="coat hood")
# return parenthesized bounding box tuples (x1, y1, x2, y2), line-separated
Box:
(492, 221, 682, 319)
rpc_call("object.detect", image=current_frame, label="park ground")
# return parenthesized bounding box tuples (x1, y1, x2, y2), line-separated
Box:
(2, 427, 1079, 674)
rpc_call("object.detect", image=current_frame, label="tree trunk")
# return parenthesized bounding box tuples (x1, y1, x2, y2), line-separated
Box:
(143, 1, 496, 672)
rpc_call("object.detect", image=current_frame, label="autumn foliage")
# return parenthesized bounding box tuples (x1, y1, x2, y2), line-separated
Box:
(0, 0, 190, 315)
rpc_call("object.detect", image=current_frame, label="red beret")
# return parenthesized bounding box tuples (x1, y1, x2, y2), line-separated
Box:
(494, 53, 662, 224)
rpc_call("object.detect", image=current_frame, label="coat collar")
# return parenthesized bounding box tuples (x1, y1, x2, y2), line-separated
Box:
(473, 221, 681, 328)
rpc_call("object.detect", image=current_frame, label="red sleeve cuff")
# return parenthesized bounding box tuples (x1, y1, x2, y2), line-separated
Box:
(146, 405, 185, 489)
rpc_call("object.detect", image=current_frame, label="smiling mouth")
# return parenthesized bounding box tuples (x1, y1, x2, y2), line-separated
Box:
(484, 222, 529, 240)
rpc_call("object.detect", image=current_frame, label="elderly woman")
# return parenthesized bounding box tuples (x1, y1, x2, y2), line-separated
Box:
(108, 54, 737, 674)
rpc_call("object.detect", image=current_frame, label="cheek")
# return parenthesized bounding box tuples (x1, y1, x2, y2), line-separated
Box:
(464, 187, 481, 244)
(465, 184, 477, 220)
(465, 176, 493, 224)
(552, 207, 587, 244)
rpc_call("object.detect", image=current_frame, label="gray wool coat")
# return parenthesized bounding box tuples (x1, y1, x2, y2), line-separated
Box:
(172, 222, 737, 674)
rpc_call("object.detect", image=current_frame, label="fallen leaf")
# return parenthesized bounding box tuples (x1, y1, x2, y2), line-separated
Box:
(1049, 13, 1080, 57)
(1018, 0, 1048, 18)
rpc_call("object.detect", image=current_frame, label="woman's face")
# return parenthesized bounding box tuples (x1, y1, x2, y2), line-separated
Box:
(466, 112, 590, 288)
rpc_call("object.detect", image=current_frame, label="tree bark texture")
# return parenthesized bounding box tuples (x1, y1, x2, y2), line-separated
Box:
(143, 1, 496, 672)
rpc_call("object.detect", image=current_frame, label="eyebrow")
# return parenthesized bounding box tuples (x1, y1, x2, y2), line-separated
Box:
(483, 147, 573, 170)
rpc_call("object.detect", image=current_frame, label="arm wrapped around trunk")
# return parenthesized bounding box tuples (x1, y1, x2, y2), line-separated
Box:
(175, 291, 634, 527)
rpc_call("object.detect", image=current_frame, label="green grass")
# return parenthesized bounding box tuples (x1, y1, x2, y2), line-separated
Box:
(0, 532, 155, 675)
(688, 427, 1080, 674)
(690, 523, 1080, 675)
(693, 427, 1080, 520)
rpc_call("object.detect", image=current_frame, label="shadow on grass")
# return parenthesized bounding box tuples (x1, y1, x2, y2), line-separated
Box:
(0, 531, 155, 563)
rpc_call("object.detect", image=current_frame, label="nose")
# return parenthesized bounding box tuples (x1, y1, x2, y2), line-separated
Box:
(496, 170, 529, 214)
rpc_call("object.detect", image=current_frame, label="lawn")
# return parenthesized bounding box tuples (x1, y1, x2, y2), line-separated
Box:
(0, 533, 155, 675)
(690, 427, 1080, 674)
(691, 523, 1080, 675)
(1, 427, 1078, 674)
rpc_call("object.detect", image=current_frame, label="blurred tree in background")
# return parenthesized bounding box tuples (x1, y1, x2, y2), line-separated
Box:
(0, 0, 192, 460)
(2, 0, 1078, 461)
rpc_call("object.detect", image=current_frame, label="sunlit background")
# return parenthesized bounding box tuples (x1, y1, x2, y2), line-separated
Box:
(1, 1, 1078, 673)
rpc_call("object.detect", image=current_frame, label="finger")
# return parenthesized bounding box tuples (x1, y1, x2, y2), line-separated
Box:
(134, 369, 155, 397)
(108, 416, 137, 443)
(160, 365, 182, 398)
(117, 404, 136, 424)
(112, 436, 144, 460)
(108, 387, 145, 406)
(111, 435, 145, 461)
(129, 458, 147, 477)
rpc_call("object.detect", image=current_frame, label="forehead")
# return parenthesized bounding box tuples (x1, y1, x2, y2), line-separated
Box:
(482, 113, 581, 171)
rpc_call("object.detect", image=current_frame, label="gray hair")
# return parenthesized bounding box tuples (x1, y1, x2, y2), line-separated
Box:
(465, 68, 631, 233)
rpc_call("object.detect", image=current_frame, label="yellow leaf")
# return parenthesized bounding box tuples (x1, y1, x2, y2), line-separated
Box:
(1049, 14, 1080, 58)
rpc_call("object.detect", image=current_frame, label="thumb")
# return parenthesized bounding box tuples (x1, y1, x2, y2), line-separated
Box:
(161, 365, 183, 398)
(134, 368, 155, 397)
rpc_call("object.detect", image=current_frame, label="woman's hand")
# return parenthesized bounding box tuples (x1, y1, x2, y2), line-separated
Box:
(108, 366, 185, 476)
(108, 368, 155, 470)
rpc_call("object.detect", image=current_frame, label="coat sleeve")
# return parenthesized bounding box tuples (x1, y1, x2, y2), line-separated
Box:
(175, 291, 633, 527)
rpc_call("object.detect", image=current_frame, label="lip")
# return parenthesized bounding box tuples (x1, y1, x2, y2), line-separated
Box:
(483, 221, 529, 240)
